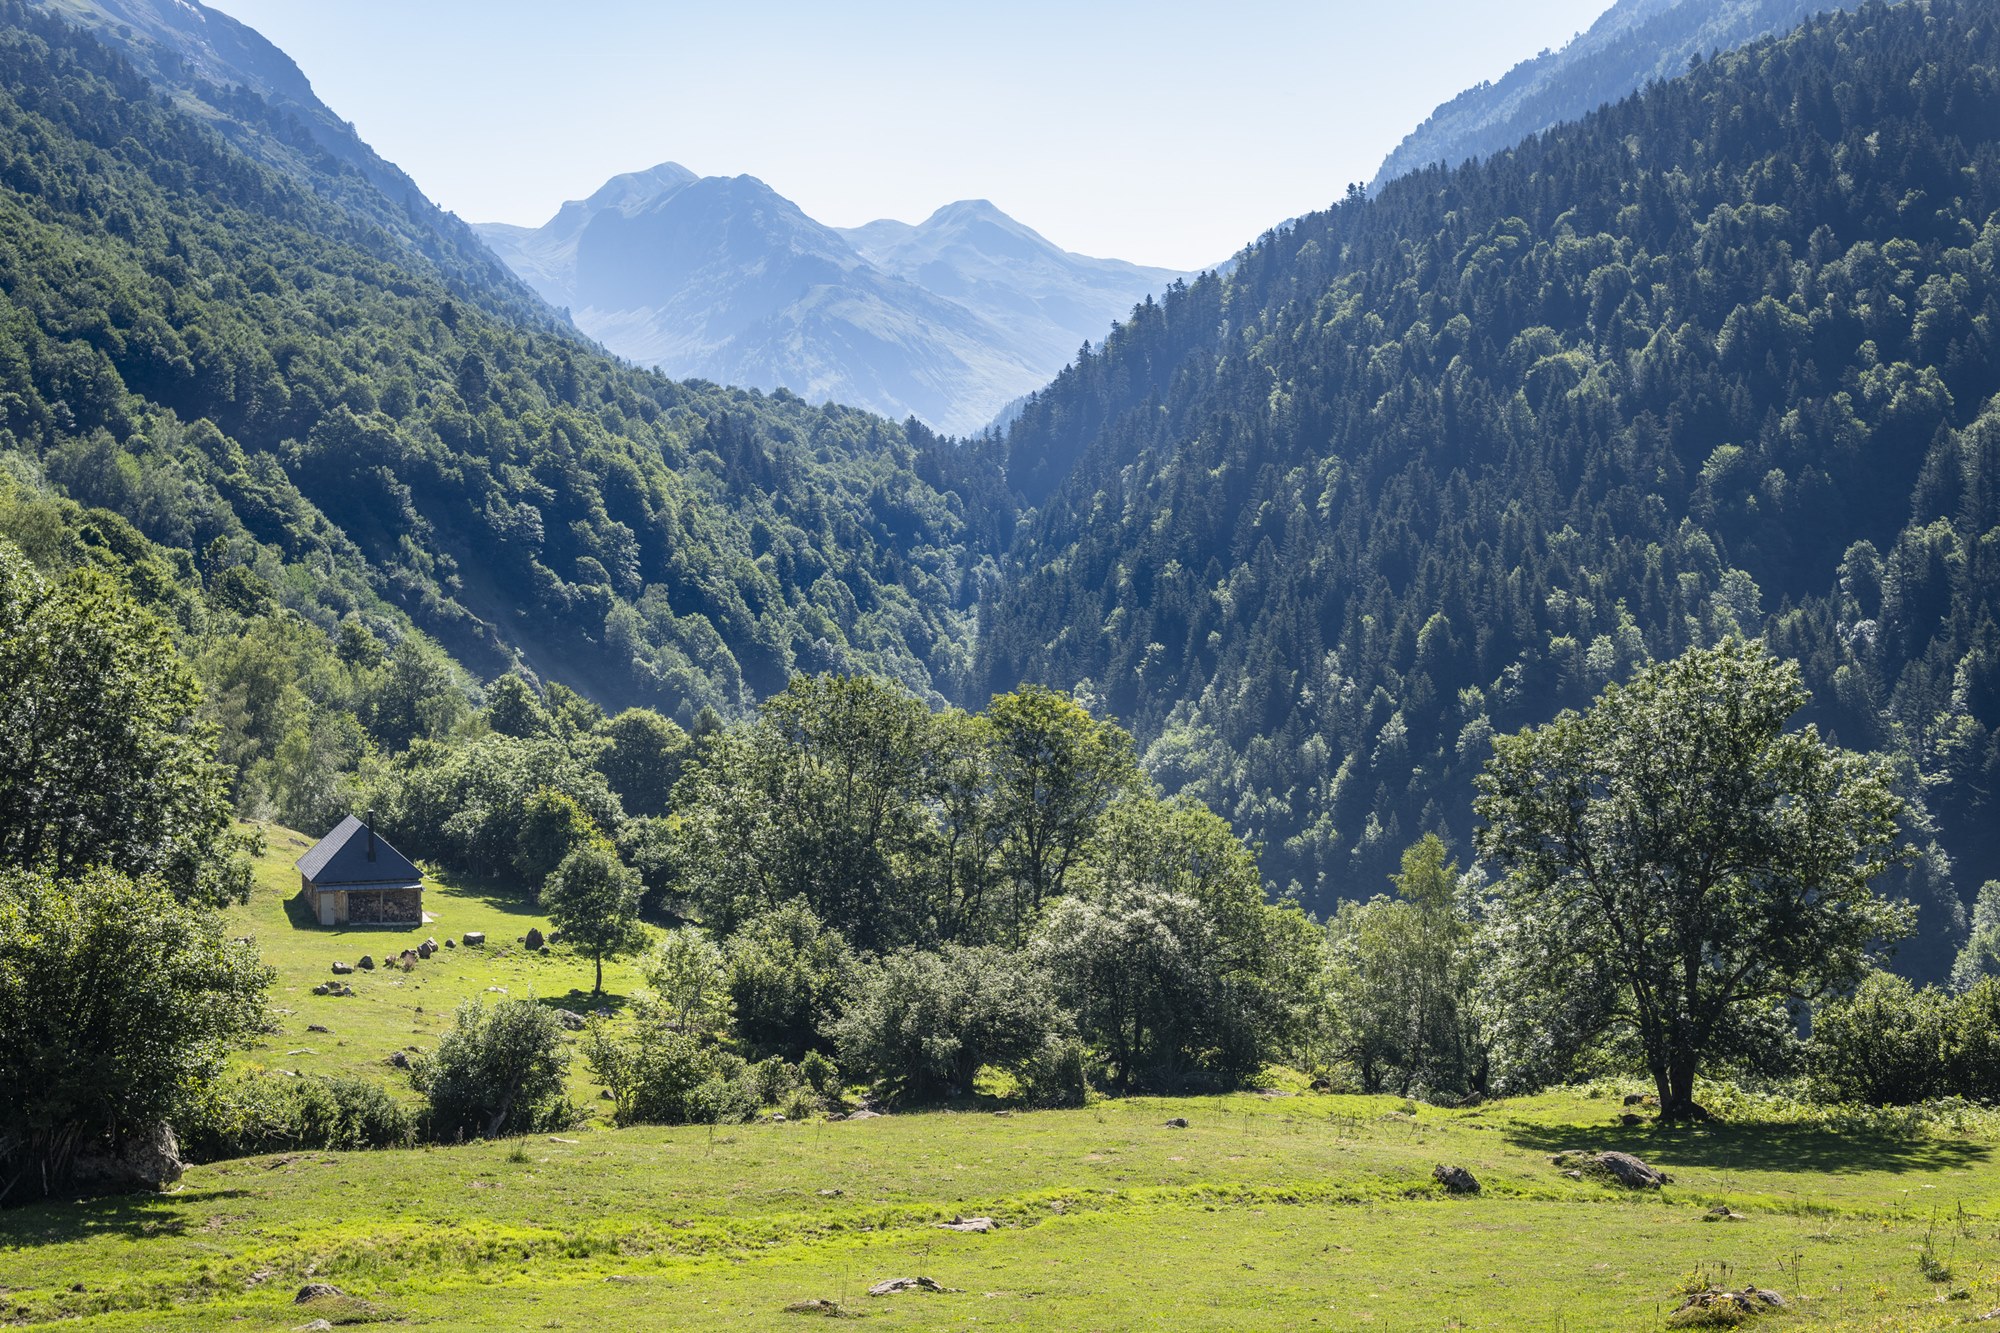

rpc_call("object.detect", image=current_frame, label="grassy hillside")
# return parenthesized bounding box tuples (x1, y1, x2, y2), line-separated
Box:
(224, 824, 644, 1110)
(5, 827, 1985, 1329)
(1, 1081, 1996, 1327)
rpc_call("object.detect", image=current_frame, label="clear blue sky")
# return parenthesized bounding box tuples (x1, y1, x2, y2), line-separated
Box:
(206, 0, 1611, 271)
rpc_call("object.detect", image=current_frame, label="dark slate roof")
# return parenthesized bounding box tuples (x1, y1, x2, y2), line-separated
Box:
(295, 815, 422, 887)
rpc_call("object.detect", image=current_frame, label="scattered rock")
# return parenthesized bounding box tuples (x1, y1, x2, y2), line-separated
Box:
(444, 937, 457, 948)
(1668, 1287, 1784, 1326)
(525, 927, 545, 951)
(1433, 1164, 1481, 1194)
(845, 1109, 882, 1120)
(1703, 1204, 1748, 1222)
(387, 1051, 410, 1069)
(313, 981, 355, 997)
(462, 931, 485, 946)
(292, 1321, 333, 1333)
(1620, 1112, 1646, 1127)
(818, 1188, 845, 1197)
(357, 955, 374, 971)
(538, 945, 551, 956)
(868, 1276, 957, 1296)
(772, 1113, 788, 1123)
(1623, 1093, 1656, 1107)
(1164, 1117, 1189, 1129)
(937, 1216, 994, 1232)
(1562, 1169, 1584, 1180)
(330, 962, 353, 975)
(306, 1024, 330, 1034)
(599, 1089, 613, 1100)
(556, 1009, 586, 1031)
(293, 1282, 344, 1304)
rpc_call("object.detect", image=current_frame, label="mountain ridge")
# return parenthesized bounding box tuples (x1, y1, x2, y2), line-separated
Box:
(476, 166, 1188, 435)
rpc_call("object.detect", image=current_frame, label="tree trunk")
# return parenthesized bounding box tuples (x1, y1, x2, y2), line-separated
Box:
(1659, 1060, 1706, 1122)
(594, 951, 603, 997)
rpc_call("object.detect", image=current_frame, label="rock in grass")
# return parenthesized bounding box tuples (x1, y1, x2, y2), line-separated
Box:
(330, 962, 352, 975)
(1596, 1150, 1670, 1189)
(1703, 1204, 1748, 1222)
(357, 955, 374, 971)
(1433, 1164, 1480, 1194)
(525, 927, 545, 951)
(1668, 1286, 1784, 1325)
(292, 1321, 333, 1332)
(462, 931, 485, 946)
(1164, 1117, 1189, 1129)
(937, 1216, 994, 1232)
(868, 1276, 956, 1296)
(293, 1283, 343, 1304)
(556, 1009, 586, 1031)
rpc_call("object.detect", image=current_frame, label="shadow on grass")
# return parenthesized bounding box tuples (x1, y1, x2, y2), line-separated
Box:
(1501, 1116, 1992, 1177)
(0, 1187, 254, 1247)
(533, 990, 633, 1015)
(281, 889, 316, 930)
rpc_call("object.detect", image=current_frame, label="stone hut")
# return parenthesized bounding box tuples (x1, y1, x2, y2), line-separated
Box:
(296, 813, 423, 926)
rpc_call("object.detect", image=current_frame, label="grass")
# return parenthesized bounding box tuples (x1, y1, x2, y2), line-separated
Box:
(3, 827, 2000, 1328)
(225, 823, 648, 1110)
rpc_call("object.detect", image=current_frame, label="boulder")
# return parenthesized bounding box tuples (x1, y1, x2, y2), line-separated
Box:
(525, 927, 545, 951)
(444, 937, 457, 948)
(357, 955, 374, 971)
(1164, 1117, 1189, 1129)
(1670, 1287, 1784, 1323)
(937, 1216, 994, 1232)
(462, 931, 485, 946)
(293, 1283, 344, 1304)
(1433, 1164, 1480, 1194)
(70, 1122, 183, 1194)
(1594, 1150, 1670, 1189)
(416, 942, 433, 960)
(556, 1009, 586, 1031)
(306, 1024, 330, 1034)
(330, 962, 353, 975)
(387, 1051, 410, 1069)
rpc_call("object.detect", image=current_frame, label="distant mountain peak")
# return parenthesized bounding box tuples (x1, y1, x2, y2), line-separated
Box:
(477, 167, 1191, 434)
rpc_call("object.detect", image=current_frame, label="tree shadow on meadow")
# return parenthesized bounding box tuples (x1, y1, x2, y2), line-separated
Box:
(0, 1186, 254, 1249)
(1500, 1116, 1993, 1177)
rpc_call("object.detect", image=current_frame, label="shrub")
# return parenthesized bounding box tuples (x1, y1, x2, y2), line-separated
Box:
(583, 1012, 759, 1126)
(1807, 972, 1951, 1105)
(832, 943, 1064, 1101)
(797, 1049, 840, 1098)
(181, 1072, 417, 1160)
(0, 866, 270, 1200)
(1018, 1035, 1091, 1108)
(725, 900, 856, 1062)
(412, 999, 575, 1140)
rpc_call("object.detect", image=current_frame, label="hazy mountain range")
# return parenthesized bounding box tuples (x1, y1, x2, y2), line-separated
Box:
(475, 170, 1189, 435)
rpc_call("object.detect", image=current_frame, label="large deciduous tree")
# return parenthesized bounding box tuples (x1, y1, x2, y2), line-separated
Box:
(0, 541, 247, 905)
(541, 841, 646, 996)
(1473, 638, 1911, 1119)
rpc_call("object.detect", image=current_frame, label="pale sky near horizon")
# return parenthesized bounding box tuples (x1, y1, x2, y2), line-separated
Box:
(204, 0, 1612, 271)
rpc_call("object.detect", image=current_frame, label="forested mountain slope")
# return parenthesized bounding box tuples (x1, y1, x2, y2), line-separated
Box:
(1371, 0, 1846, 191)
(32, 0, 552, 327)
(980, 0, 2000, 978)
(0, 0, 989, 721)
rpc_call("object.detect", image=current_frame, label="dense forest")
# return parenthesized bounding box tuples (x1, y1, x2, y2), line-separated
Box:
(3, 0, 1999, 987)
(979, 0, 2000, 977)
(0, 0, 990, 734)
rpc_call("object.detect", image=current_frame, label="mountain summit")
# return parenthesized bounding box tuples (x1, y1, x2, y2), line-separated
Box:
(477, 172, 1188, 435)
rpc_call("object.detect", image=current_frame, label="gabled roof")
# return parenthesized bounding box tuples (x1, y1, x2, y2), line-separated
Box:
(296, 815, 422, 887)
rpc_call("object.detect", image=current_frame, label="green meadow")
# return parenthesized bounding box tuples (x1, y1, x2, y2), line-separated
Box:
(3, 827, 2000, 1330)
